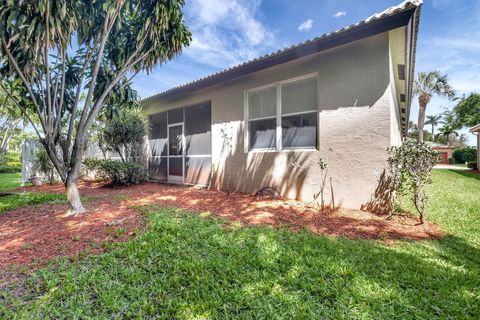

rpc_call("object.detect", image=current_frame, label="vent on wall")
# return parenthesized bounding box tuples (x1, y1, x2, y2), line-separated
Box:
(400, 94, 406, 102)
(397, 64, 405, 80)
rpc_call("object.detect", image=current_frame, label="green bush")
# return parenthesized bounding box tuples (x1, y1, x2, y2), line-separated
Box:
(0, 164, 21, 173)
(467, 161, 478, 170)
(448, 158, 455, 164)
(2, 151, 20, 163)
(35, 148, 57, 183)
(0, 151, 21, 173)
(453, 147, 477, 163)
(83, 159, 146, 186)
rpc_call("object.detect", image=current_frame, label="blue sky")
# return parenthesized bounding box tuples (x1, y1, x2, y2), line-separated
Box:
(133, 0, 480, 145)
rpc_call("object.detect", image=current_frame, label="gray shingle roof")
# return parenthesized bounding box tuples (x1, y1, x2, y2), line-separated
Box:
(143, 0, 423, 102)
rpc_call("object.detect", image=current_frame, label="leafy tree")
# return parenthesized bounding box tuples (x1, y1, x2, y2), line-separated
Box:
(0, 79, 27, 152)
(453, 93, 480, 128)
(453, 147, 477, 164)
(425, 114, 442, 142)
(413, 71, 455, 142)
(407, 120, 433, 142)
(0, 0, 191, 215)
(387, 139, 438, 224)
(438, 110, 461, 146)
(99, 107, 148, 163)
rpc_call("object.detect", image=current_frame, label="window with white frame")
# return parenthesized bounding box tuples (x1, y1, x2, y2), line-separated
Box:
(246, 75, 318, 151)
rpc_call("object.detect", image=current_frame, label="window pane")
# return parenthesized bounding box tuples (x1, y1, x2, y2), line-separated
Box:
(249, 118, 276, 150)
(281, 77, 318, 114)
(248, 86, 277, 119)
(282, 112, 317, 149)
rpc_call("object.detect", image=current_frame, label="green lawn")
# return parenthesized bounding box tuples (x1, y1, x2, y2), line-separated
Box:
(1, 170, 479, 319)
(0, 172, 22, 191)
(0, 173, 65, 214)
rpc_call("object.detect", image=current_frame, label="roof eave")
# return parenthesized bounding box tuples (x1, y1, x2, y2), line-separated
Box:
(470, 124, 480, 133)
(142, 5, 419, 104)
(402, 2, 422, 137)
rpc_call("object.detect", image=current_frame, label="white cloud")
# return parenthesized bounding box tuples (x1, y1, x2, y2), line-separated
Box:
(333, 11, 346, 18)
(184, 0, 276, 68)
(298, 19, 313, 32)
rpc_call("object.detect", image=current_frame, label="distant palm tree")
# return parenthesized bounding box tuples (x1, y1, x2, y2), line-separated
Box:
(439, 110, 460, 146)
(425, 114, 442, 142)
(413, 71, 455, 142)
(439, 125, 458, 146)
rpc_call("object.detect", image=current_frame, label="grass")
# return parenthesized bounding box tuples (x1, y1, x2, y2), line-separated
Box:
(1, 170, 479, 319)
(0, 173, 65, 214)
(0, 172, 22, 191)
(0, 193, 66, 214)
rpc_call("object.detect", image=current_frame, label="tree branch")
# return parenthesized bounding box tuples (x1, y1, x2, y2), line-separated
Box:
(0, 81, 42, 138)
(1, 39, 47, 133)
(44, 0, 52, 133)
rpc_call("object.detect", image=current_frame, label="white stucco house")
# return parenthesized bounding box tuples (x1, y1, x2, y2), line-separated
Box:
(141, 0, 423, 210)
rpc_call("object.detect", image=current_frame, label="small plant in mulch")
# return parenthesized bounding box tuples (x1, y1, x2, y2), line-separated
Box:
(220, 124, 234, 195)
(295, 158, 336, 212)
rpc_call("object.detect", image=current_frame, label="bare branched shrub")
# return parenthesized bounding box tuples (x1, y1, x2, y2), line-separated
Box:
(387, 138, 438, 223)
(220, 124, 234, 194)
(313, 158, 329, 212)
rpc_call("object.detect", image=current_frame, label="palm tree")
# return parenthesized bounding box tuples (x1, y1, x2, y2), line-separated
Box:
(439, 110, 460, 146)
(438, 125, 458, 146)
(413, 71, 455, 142)
(425, 114, 442, 142)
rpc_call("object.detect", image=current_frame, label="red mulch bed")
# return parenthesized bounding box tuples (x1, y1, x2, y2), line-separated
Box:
(0, 181, 443, 271)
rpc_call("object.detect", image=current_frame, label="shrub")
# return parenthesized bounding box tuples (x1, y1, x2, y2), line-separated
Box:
(99, 107, 148, 163)
(83, 159, 146, 186)
(387, 139, 438, 224)
(467, 161, 478, 170)
(453, 147, 477, 163)
(0, 151, 21, 173)
(0, 164, 21, 173)
(35, 148, 57, 183)
(448, 158, 455, 164)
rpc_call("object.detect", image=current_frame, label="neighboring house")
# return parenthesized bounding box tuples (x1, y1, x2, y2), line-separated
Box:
(470, 124, 480, 169)
(428, 142, 455, 164)
(141, 0, 422, 209)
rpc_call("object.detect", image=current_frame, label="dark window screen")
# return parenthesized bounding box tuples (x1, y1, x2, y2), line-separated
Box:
(149, 112, 167, 157)
(169, 157, 183, 176)
(185, 157, 211, 185)
(185, 102, 211, 156)
(149, 157, 167, 181)
(168, 108, 183, 124)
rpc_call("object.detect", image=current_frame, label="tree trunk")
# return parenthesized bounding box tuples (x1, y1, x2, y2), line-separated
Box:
(65, 176, 86, 216)
(431, 125, 435, 142)
(417, 101, 427, 142)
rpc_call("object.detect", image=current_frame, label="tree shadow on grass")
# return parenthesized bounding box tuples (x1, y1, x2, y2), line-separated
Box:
(449, 169, 480, 181)
(4, 208, 479, 319)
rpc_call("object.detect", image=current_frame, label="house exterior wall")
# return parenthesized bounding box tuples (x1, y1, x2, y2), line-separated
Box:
(432, 147, 454, 164)
(477, 134, 480, 168)
(144, 31, 400, 209)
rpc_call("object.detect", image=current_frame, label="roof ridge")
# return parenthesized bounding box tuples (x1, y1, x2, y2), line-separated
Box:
(142, 0, 423, 102)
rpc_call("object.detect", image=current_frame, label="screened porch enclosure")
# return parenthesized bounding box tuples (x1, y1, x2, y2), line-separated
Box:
(148, 102, 212, 185)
